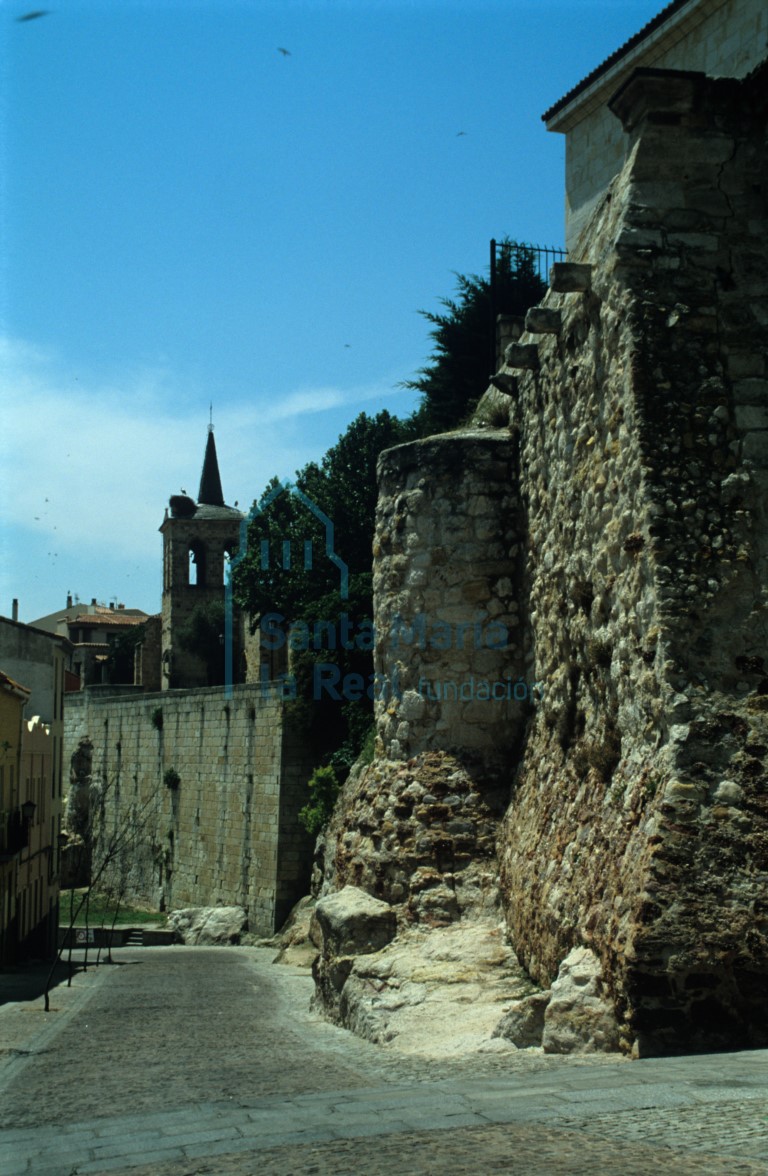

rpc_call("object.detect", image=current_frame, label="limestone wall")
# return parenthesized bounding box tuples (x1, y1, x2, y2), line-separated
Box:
(63, 684, 314, 935)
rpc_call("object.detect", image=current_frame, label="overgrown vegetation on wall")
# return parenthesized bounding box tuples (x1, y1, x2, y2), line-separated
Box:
(403, 239, 546, 433)
(176, 600, 226, 686)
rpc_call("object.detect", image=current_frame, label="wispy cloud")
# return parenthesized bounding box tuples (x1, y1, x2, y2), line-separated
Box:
(259, 381, 398, 423)
(0, 336, 412, 573)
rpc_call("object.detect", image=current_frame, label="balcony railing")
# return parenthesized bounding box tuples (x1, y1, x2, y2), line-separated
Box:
(489, 238, 567, 374)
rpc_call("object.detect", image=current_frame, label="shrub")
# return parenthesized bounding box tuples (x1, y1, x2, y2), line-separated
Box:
(163, 767, 180, 790)
(298, 765, 340, 837)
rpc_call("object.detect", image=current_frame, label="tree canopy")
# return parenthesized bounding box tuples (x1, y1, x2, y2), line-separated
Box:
(404, 239, 546, 433)
(232, 411, 416, 766)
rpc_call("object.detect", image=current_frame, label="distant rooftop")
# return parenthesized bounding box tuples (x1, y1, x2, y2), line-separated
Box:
(0, 668, 31, 697)
(70, 612, 148, 628)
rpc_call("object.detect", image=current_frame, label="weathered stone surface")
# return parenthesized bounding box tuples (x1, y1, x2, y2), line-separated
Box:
(495, 63, 768, 1057)
(63, 686, 315, 938)
(168, 905, 247, 946)
(316, 751, 504, 921)
(492, 991, 551, 1048)
(262, 895, 318, 968)
(548, 261, 592, 292)
(374, 434, 524, 771)
(313, 886, 396, 957)
(542, 948, 620, 1054)
(504, 342, 540, 370)
(320, 919, 534, 1055)
(525, 307, 562, 335)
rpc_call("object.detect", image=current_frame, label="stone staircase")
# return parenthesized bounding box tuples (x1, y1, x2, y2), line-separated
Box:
(124, 929, 144, 948)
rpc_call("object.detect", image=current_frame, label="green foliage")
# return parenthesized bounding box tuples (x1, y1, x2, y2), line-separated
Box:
(404, 239, 546, 433)
(163, 767, 180, 790)
(66, 888, 166, 927)
(359, 724, 376, 766)
(298, 765, 341, 837)
(233, 411, 414, 766)
(150, 706, 163, 731)
(106, 624, 145, 685)
(176, 600, 225, 686)
(234, 410, 415, 623)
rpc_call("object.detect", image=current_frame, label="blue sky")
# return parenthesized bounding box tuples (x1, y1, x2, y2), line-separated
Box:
(0, 0, 664, 623)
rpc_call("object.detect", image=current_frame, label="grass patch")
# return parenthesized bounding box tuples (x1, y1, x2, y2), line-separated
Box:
(63, 889, 167, 928)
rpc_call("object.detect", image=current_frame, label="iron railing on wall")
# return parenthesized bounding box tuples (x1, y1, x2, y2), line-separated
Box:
(489, 239, 567, 374)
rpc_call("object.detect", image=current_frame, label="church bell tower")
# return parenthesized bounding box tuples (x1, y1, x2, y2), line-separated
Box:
(160, 424, 244, 689)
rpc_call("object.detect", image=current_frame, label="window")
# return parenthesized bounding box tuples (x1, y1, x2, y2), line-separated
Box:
(189, 542, 207, 587)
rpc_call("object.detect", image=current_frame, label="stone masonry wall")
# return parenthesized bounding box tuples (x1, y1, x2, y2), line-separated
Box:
(63, 685, 314, 935)
(373, 432, 529, 775)
(489, 66, 768, 1054)
(561, 0, 767, 250)
(320, 63, 768, 1057)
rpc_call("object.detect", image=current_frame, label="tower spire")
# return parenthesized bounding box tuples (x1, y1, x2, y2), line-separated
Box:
(197, 424, 225, 506)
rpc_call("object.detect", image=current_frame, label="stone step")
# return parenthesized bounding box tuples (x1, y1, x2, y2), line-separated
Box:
(549, 261, 592, 293)
(504, 343, 540, 371)
(525, 307, 562, 335)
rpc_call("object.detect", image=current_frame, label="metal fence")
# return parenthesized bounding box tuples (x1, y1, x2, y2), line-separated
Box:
(490, 238, 566, 289)
(489, 239, 567, 373)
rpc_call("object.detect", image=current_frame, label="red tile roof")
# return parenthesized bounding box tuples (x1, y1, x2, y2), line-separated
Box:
(70, 612, 147, 627)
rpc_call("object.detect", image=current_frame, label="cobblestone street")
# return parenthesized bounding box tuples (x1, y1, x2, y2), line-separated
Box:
(1, 946, 766, 1175)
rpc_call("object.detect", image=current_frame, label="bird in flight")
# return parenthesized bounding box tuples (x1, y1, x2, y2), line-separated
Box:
(456, 131, 467, 137)
(277, 47, 291, 56)
(16, 10, 50, 20)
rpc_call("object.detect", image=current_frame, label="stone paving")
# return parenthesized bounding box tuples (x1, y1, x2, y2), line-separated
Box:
(0, 946, 766, 1175)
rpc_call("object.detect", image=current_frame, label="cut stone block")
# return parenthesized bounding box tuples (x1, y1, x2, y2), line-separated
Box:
(549, 262, 592, 293)
(313, 885, 397, 957)
(504, 343, 540, 371)
(525, 307, 562, 335)
(488, 373, 518, 396)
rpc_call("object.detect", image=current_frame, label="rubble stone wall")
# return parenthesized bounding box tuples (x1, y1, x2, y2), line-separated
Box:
(493, 66, 768, 1054)
(373, 433, 527, 774)
(329, 64, 768, 1056)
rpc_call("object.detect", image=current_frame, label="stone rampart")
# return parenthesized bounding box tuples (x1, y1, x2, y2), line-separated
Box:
(373, 432, 527, 774)
(323, 64, 768, 1057)
(63, 684, 314, 936)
